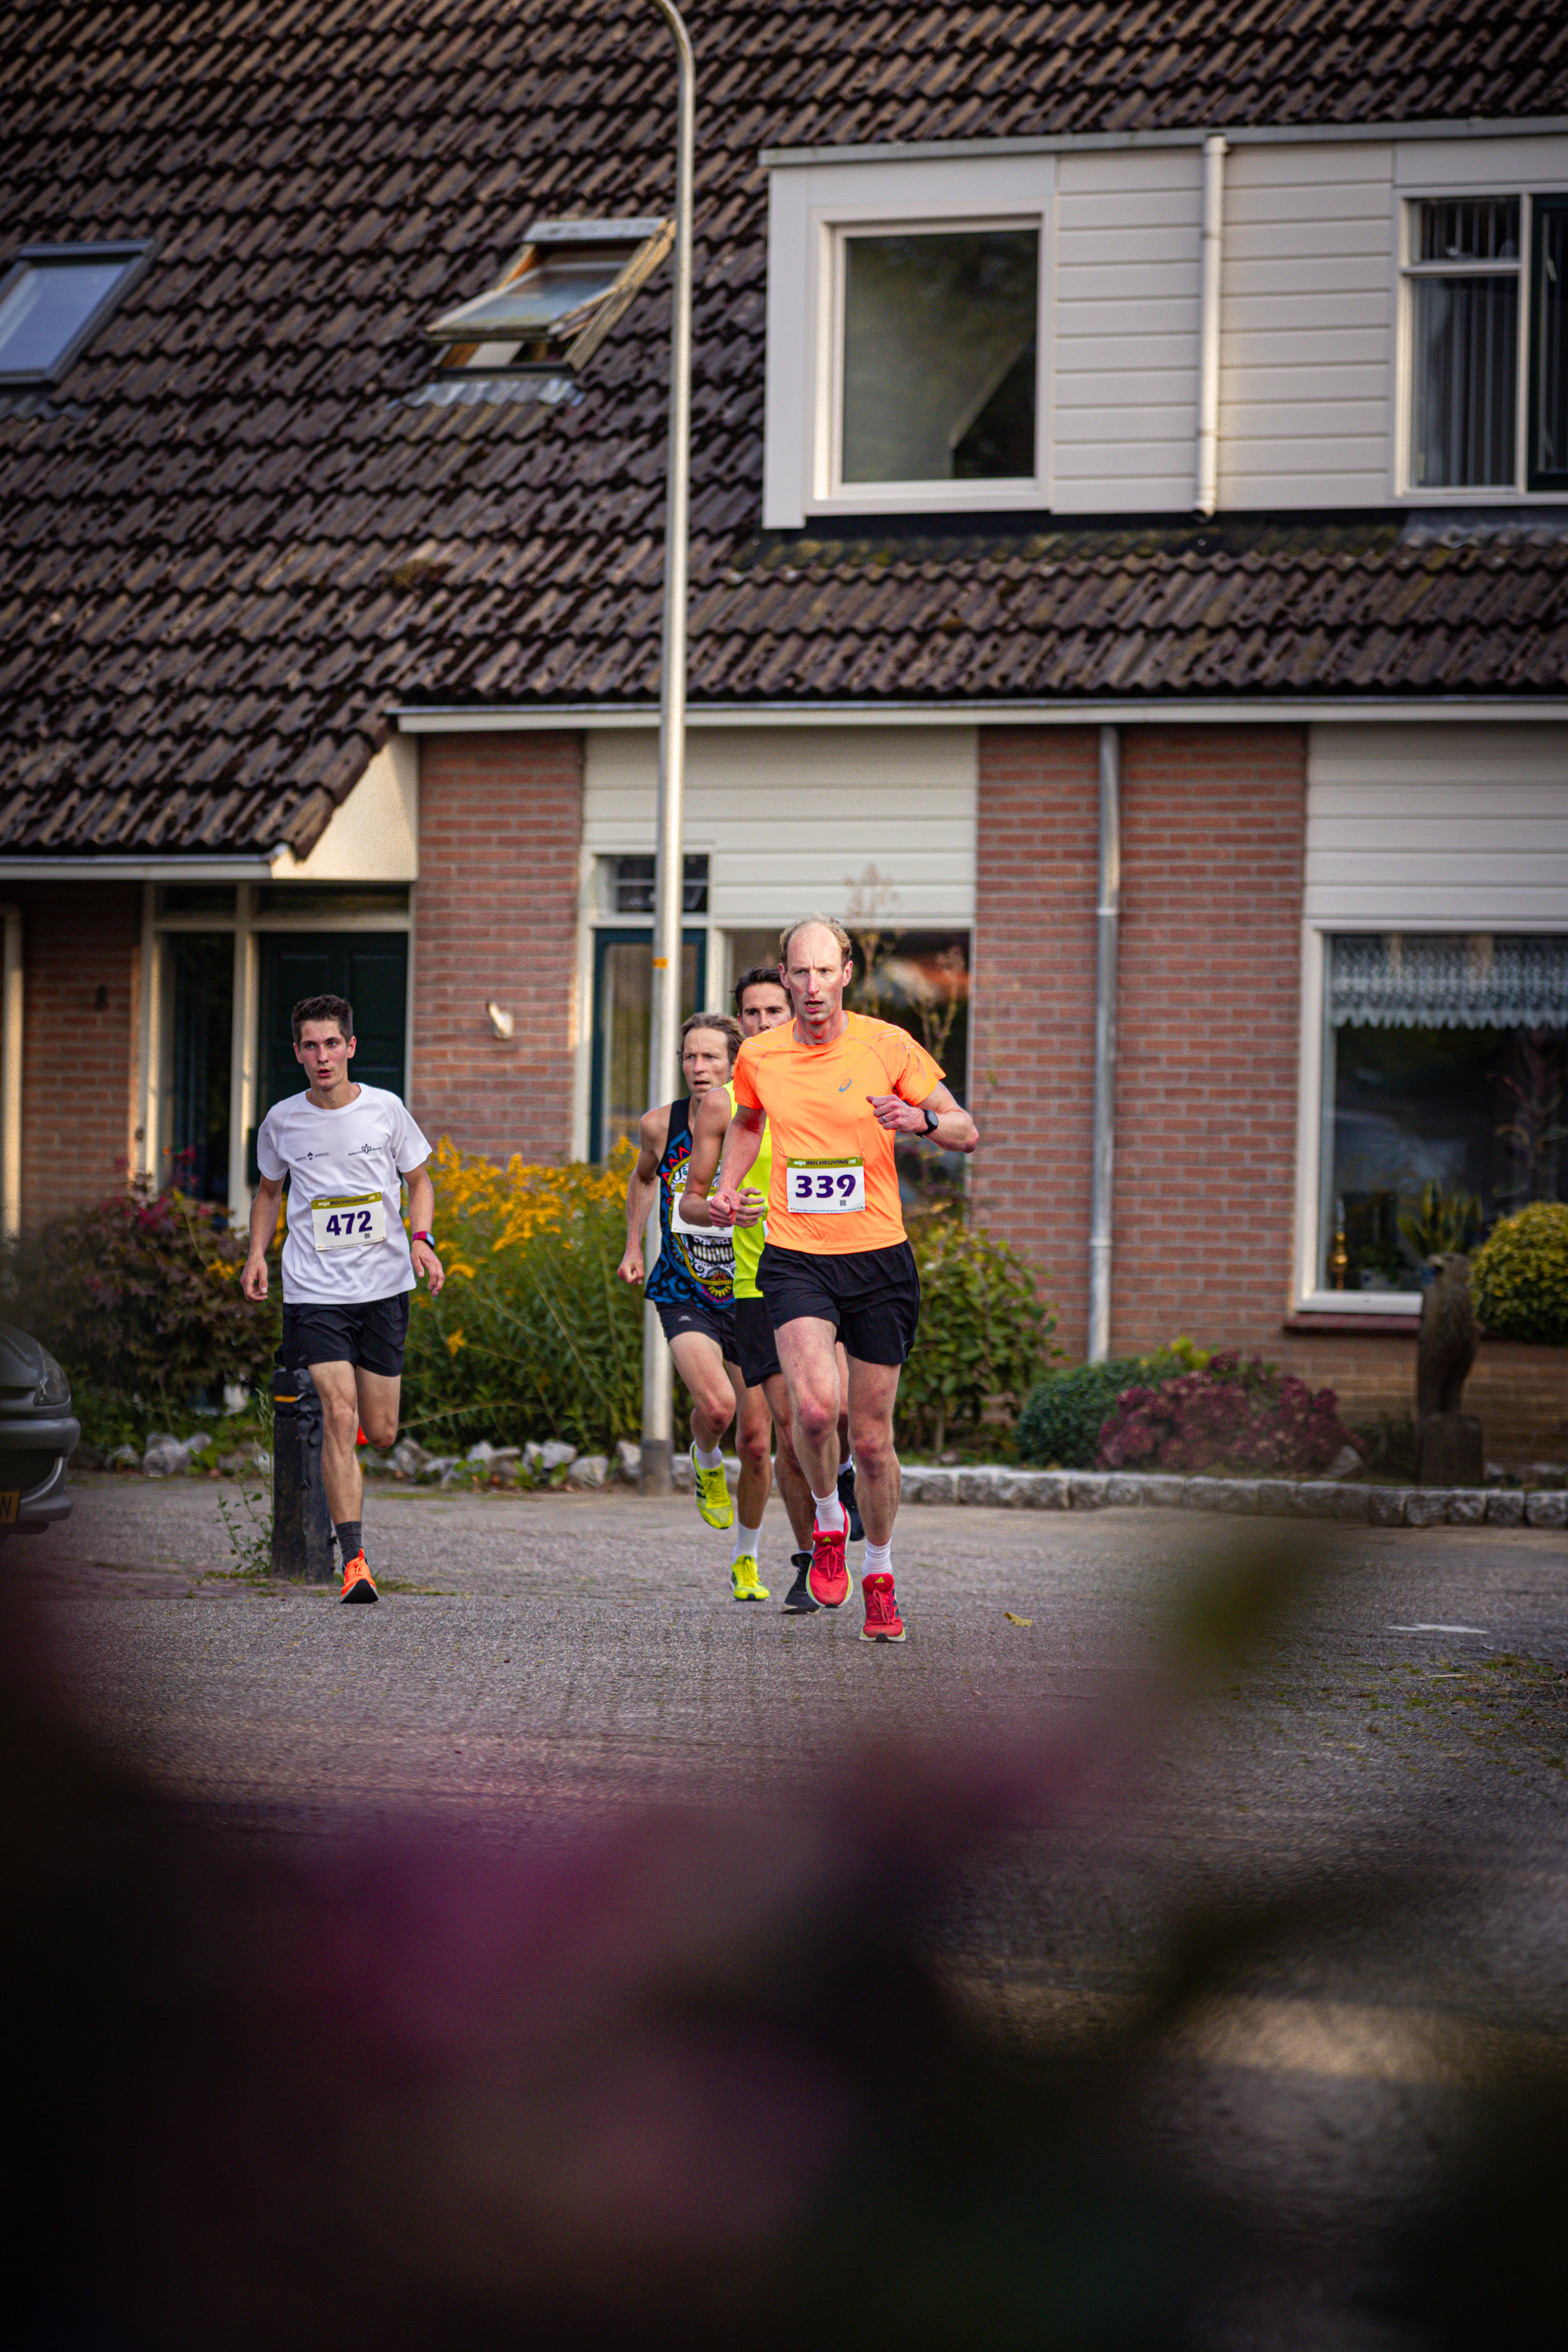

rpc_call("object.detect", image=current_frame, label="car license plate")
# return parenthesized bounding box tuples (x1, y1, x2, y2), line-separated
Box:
(0, 1492, 18, 1523)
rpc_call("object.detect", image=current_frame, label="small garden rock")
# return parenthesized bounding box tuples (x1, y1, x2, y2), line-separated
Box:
(387, 1438, 430, 1476)
(615, 1439, 642, 1482)
(539, 1440, 577, 1472)
(568, 1454, 609, 1488)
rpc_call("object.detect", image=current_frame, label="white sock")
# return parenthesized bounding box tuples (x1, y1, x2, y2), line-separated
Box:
(693, 1442, 724, 1470)
(731, 1519, 762, 1564)
(813, 1486, 846, 1534)
(864, 1539, 892, 1577)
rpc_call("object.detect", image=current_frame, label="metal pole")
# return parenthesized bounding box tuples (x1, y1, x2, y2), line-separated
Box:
(641, 0, 695, 1493)
(1194, 132, 1227, 518)
(1087, 724, 1120, 1363)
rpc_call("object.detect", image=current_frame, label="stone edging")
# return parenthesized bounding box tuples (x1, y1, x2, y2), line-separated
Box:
(896, 1465, 1568, 1528)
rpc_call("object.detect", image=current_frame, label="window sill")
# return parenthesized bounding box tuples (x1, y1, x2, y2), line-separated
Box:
(1283, 1309, 1420, 1336)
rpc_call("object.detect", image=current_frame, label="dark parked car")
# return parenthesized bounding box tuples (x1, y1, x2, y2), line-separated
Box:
(0, 1323, 78, 1540)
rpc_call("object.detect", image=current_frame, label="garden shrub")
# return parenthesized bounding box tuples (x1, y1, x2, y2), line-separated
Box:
(895, 1210, 1059, 1454)
(1016, 1352, 1184, 1470)
(5, 1181, 278, 1423)
(1097, 1353, 1363, 1477)
(1472, 1201, 1568, 1345)
(400, 1139, 644, 1454)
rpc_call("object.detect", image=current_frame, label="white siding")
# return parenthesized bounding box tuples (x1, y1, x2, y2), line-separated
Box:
(1051, 148, 1200, 512)
(1218, 143, 1394, 510)
(583, 726, 977, 926)
(1305, 724, 1568, 926)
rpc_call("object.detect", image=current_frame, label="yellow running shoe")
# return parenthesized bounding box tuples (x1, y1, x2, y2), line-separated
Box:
(691, 1446, 733, 1530)
(730, 1554, 770, 1602)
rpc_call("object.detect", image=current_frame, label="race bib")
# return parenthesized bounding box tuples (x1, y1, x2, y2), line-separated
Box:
(786, 1157, 866, 1214)
(310, 1192, 387, 1251)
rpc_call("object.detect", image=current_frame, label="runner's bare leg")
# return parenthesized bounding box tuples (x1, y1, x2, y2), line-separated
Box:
(667, 1328, 738, 1455)
(762, 1370, 816, 1550)
(844, 1356, 902, 1548)
(730, 1363, 773, 1530)
(773, 1317, 844, 1501)
(310, 1359, 365, 1526)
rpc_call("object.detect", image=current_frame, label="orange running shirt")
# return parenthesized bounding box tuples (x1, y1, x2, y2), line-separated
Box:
(731, 1012, 943, 1255)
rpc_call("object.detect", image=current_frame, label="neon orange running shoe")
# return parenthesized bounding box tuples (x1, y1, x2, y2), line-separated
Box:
(339, 1552, 378, 1604)
(859, 1570, 905, 1642)
(808, 1521, 849, 1609)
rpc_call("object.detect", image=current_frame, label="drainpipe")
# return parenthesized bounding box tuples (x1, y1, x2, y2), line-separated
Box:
(1, 902, 21, 1243)
(1087, 727, 1120, 1363)
(1194, 132, 1227, 518)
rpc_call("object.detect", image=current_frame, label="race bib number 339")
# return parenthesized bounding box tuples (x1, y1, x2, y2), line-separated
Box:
(787, 1157, 865, 1214)
(310, 1192, 387, 1251)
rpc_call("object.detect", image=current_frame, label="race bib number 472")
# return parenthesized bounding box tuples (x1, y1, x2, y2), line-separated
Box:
(310, 1192, 387, 1251)
(786, 1157, 865, 1214)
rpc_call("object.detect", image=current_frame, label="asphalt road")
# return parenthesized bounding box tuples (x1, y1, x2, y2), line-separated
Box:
(16, 1475, 1568, 2348)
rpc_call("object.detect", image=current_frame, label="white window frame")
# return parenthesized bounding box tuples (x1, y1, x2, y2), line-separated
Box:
(1292, 914, 1568, 1316)
(1395, 183, 1568, 501)
(764, 154, 1055, 528)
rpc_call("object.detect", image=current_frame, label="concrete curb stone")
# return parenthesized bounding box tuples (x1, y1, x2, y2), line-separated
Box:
(1485, 1490, 1526, 1525)
(1368, 1488, 1414, 1526)
(1403, 1491, 1450, 1527)
(1446, 1490, 1488, 1525)
(1525, 1490, 1568, 1527)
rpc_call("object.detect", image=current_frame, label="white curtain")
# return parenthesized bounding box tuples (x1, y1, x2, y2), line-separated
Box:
(1330, 932, 1568, 1029)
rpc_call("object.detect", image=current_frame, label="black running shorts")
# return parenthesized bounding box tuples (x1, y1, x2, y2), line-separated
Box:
(655, 1295, 739, 1363)
(732, 1294, 782, 1389)
(280, 1290, 411, 1379)
(758, 1241, 920, 1368)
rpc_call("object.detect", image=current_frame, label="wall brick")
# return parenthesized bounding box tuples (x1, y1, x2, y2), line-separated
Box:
(412, 731, 583, 1163)
(970, 728, 1100, 1350)
(11, 882, 140, 1225)
(1278, 1330, 1566, 1471)
(1112, 726, 1306, 1355)
(971, 724, 1306, 1360)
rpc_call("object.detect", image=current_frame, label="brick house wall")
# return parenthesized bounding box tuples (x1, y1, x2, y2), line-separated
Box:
(411, 731, 583, 1163)
(1111, 724, 1306, 1356)
(13, 880, 141, 1226)
(969, 725, 1101, 1351)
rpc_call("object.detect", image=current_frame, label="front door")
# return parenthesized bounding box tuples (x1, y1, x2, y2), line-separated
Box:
(252, 933, 408, 1174)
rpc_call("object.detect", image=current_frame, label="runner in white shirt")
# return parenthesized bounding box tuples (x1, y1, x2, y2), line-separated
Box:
(242, 993, 445, 1603)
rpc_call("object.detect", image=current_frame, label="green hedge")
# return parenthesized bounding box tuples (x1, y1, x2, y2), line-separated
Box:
(1472, 1201, 1568, 1345)
(1016, 1351, 1185, 1470)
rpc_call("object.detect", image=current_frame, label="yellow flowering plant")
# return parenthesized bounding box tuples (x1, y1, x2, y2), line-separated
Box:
(401, 1138, 646, 1452)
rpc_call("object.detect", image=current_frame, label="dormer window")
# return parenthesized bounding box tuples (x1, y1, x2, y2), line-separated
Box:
(0, 241, 151, 384)
(838, 226, 1039, 485)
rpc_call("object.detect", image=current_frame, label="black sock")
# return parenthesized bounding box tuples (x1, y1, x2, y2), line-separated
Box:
(336, 1519, 363, 1563)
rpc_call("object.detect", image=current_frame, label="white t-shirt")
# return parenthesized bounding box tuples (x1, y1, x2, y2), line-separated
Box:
(256, 1083, 431, 1305)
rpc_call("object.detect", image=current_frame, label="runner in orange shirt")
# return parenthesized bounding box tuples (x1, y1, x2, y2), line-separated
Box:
(708, 916, 978, 1642)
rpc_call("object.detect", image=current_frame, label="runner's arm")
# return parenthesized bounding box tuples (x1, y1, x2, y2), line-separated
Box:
(617, 1109, 667, 1283)
(403, 1162, 445, 1297)
(709, 1101, 766, 1224)
(866, 1080, 978, 1155)
(243, 1174, 285, 1300)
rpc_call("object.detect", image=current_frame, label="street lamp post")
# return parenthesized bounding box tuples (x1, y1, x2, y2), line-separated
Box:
(639, 0, 695, 1494)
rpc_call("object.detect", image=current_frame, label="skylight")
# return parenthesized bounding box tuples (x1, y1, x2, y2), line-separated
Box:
(427, 218, 673, 376)
(0, 242, 151, 384)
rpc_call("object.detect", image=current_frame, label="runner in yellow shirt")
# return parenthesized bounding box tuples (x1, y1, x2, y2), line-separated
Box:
(708, 916, 978, 1642)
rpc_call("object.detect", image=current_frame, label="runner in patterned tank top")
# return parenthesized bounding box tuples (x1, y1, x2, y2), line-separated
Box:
(615, 1012, 769, 1596)
(682, 964, 855, 1613)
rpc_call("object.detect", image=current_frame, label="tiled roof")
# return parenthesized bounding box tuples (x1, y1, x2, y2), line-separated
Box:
(2, 2, 1567, 857)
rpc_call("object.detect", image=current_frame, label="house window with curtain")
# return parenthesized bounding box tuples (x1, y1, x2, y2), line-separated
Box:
(1321, 932, 1568, 1293)
(1403, 193, 1568, 493)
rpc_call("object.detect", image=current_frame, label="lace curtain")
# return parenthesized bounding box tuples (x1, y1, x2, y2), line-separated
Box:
(1330, 932, 1568, 1029)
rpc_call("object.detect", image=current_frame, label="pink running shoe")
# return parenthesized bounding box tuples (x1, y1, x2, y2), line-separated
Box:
(859, 1571, 906, 1643)
(808, 1521, 850, 1609)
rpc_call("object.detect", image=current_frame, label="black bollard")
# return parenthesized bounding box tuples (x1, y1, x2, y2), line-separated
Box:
(270, 1365, 336, 1582)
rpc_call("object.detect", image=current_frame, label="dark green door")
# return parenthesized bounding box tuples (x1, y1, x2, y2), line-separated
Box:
(252, 933, 408, 1174)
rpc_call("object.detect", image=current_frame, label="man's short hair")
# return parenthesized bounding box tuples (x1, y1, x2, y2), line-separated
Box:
(733, 964, 790, 1015)
(681, 1010, 742, 1065)
(779, 913, 853, 966)
(292, 993, 354, 1044)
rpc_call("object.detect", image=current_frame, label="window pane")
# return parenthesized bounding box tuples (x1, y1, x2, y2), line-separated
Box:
(1323, 935, 1567, 1292)
(0, 260, 128, 375)
(1535, 203, 1568, 478)
(610, 855, 708, 915)
(841, 230, 1037, 484)
(847, 928, 970, 1206)
(596, 937, 702, 1156)
(1417, 197, 1519, 263)
(169, 935, 234, 1207)
(1410, 273, 1518, 485)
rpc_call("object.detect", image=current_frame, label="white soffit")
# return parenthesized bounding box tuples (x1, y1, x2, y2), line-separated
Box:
(584, 724, 977, 927)
(270, 735, 419, 882)
(1306, 722, 1568, 927)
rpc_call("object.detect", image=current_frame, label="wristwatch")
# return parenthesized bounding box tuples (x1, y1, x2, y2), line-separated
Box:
(920, 1107, 939, 1137)
(412, 1229, 435, 1247)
